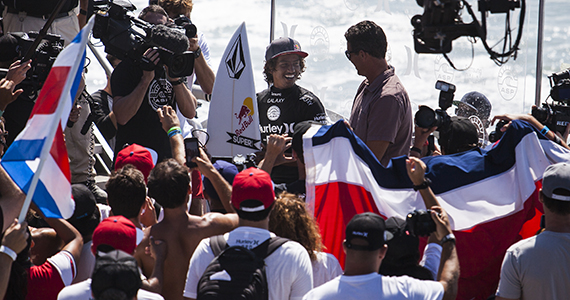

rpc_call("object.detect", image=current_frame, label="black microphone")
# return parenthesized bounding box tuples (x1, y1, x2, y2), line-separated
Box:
(149, 25, 189, 54)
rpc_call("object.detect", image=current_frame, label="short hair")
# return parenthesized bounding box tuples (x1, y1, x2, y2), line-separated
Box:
(263, 56, 306, 84)
(158, 0, 193, 18)
(269, 193, 323, 261)
(147, 159, 190, 209)
(541, 189, 570, 215)
(106, 165, 147, 219)
(236, 200, 273, 222)
(139, 5, 169, 20)
(344, 20, 387, 59)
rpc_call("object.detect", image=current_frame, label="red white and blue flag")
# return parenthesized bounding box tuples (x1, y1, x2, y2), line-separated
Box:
(1, 18, 95, 220)
(304, 119, 570, 300)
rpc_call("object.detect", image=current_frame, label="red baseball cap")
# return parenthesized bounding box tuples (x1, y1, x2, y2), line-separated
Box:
(115, 144, 158, 182)
(231, 167, 275, 212)
(91, 216, 143, 255)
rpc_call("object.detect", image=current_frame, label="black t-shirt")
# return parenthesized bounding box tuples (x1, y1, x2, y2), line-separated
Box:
(111, 60, 175, 162)
(89, 90, 116, 143)
(257, 85, 327, 143)
(3, 0, 78, 16)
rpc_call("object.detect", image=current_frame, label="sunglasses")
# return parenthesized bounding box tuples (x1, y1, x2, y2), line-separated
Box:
(345, 49, 360, 60)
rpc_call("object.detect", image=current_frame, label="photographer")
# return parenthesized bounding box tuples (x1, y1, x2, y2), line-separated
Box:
(111, 5, 197, 163)
(411, 116, 480, 158)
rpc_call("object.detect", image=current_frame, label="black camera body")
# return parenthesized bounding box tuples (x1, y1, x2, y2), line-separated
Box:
(406, 209, 437, 237)
(415, 80, 455, 130)
(92, 0, 195, 78)
(549, 69, 570, 103)
(489, 119, 508, 143)
(531, 68, 570, 134)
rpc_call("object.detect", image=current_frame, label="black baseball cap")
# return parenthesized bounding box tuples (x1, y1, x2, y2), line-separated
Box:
(91, 250, 142, 300)
(439, 116, 479, 154)
(345, 212, 393, 251)
(265, 37, 308, 61)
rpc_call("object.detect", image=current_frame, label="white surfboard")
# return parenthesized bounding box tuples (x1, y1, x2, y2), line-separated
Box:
(207, 22, 260, 157)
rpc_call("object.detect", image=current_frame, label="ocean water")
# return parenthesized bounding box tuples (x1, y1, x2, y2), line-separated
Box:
(85, 0, 570, 121)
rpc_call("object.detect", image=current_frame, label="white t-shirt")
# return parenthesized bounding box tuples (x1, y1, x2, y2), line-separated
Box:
(302, 273, 444, 300)
(72, 241, 95, 284)
(57, 278, 164, 300)
(312, 252, 343, 288)
(419, 243, 442, 280)
(184, 226, 313, 300)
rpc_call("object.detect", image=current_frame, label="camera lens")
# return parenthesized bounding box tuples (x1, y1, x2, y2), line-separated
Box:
(415, 106, 439, 128)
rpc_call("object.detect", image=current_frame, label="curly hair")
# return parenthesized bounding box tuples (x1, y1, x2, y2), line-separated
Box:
(263, 56, 306, 84)
(268, 193, 323, 261)
(158, 0, 193, 18)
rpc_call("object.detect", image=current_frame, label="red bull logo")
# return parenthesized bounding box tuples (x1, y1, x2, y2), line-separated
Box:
(234, 97, 254, 136)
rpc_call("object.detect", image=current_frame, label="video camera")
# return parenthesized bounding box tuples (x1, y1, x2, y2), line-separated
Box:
(0, 32, 64, 100)
(412, 0, 524, 66)
(415, 80, 456, 131)
(92, 0, 196, 78)
(531, 68, 570, 134)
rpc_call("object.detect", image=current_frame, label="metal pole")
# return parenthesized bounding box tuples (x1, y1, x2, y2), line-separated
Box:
(535, 0, 545, 106)
(270, 0, 276, 43)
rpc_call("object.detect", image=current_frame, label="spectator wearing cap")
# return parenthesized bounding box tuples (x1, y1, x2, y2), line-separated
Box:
(257, 37, 328, 184)
(105, 165, 158, 279)
(201, 160, 238, 214)
(147, 159, 238, 300)
(345, 20, 413, 167)
(303, 210, 459, 300)
(183, 167, 313, 300)
(495, 162, 570, 300)
(411, 116, 480, 158)
(58, 216, 166, 300)
(91, 250, 145, 300)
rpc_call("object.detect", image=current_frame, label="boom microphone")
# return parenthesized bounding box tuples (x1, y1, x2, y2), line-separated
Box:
(149, 25, 189, 54)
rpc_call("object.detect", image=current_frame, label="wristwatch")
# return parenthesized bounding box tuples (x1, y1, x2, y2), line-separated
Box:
(194, 47, 201, 58)
(440, 233, 456, 245)
(413, 177, 432, 191)
(169, 77, 187, 86)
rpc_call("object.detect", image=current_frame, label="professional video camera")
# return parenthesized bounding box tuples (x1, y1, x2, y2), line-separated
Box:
(531, 69, 570, 134)
(0, 32, 64, 99)
(415, 80, 455, 131)
(412, 0, 525, 66)
(92, 0, 195, 78)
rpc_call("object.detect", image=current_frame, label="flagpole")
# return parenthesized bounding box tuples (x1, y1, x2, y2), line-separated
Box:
(17, 19, 93, 222)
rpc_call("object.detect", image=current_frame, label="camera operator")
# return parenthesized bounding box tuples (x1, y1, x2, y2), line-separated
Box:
(111, 5, 197, 163)
(491, 113, 570, 150)
(410, 116, 480, 158)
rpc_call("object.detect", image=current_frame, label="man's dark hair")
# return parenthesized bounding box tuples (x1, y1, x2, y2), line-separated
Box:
(147, 159, 190, 209)
(438, 116, 479, 155)
(106, 165, 146, 219)
(541, 189, 570, 215)
(139, 4, 169, 20)
(344, 20, 387, 59)
(263, 56, 306, 84)
(291, 121, 321, 164)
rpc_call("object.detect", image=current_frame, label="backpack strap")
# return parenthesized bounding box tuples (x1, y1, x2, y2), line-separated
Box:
(209, 235, 228, 257)
(263, 237, 289, 259)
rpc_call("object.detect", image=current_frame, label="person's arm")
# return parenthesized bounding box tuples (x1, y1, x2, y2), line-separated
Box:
(0, 165, 25, 233)
(0, 60, 31, 112)
(492, 113, 570, 150)
(42, 215, 83, 265)
(431, 206, 459, 300)
(366, 140, 390, 162)
(140, 236, 167, 293)
(410, 126, 438, 158)
(157, 105, 185, 166)
(194, 148, 235, 214)
(167, 72, 197, 119)
(406, 157, 439, 208)
(113, 50, 157, 125)
(188, 36, 215, 95)
(258, 134, 294, 174)
(77, 0, 88, 28)
(0, 220, 28, 299)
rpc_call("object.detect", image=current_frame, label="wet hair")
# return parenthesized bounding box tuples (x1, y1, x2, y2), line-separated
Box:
(541, 189, 570, 215)
(268, 193, 323, 261)
(106, 165, 147, 219)
(139, 4, 169, 20)
(147, 159, 190, 209)
(158, 0, 193, 18)
(344, 20, 387, 59)
(263, 56, 306, 84)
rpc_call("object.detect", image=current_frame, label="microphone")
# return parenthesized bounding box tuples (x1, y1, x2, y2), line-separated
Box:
(149, 25, 189, 54)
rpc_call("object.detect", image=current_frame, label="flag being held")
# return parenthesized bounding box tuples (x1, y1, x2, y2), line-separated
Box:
(1, 18, 95, 220)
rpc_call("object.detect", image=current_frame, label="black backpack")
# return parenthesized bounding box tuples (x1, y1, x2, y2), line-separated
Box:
(197, 235, 289, 300)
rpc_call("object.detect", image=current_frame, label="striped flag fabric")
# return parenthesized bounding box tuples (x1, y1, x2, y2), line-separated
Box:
(1, 18, 95, 220)
(303, 119, 570, 300)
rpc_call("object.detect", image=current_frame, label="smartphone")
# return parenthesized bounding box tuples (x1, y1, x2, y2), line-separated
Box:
(184, 137, 199, 168)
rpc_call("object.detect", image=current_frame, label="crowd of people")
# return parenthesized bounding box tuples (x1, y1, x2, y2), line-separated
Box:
(1, 0, 570, 300)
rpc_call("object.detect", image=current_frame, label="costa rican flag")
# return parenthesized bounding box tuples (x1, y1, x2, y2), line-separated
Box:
(304, 119, 570, 300)
(1, 18, 95, 220)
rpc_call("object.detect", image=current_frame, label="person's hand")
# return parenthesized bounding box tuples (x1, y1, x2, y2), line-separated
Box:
(193, 148, 215, 175)
(406, 157, 427, 186)
(157, 105, 181, 133)
(68, 104, 81, 123)
(265, 134, 295, 166)
(1, 219, 29, 254)
(140, 197, 157, 228)
(147, 236, 166, 261)
(5, 60, 31, 86)
(429, 206, 453, 242)
(413, 125, 437, 148)
(142, 48, 159, 82)
(0, 78, 24, 110)
(188, 36, 199, 52)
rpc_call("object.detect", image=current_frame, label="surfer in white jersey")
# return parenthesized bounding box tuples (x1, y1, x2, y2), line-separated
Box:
(257, 37, 328, 184)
